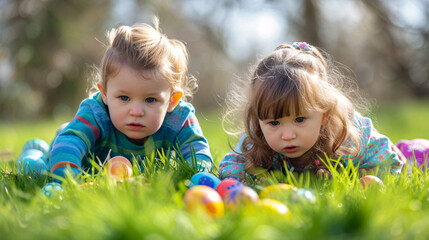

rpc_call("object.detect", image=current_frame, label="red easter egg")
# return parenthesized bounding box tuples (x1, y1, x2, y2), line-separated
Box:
(215, 179, 243, 198)
(183, 185, 224, 218)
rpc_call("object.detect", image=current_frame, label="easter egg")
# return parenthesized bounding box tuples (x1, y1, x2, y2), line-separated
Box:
(17, 149, 48, 175)
(360, 175, 383, 189)
(291, 188, 316, 204)
(21, 138, 50, 161)
(183, 185, 224, 218)
(259, 183, 297, 199)
(41, 182, 64, 197)
(215, 179, 243, 198)
(397, 139, 429, 169)
(223, 186, 259, 210)
(106, 156, 133, 180)
(256, 198, 290, 216)
(189, 172, 221, 189)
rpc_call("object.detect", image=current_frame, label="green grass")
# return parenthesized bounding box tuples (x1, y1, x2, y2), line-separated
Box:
(371, 99, 429, 143)
(1, 99, 429, 240)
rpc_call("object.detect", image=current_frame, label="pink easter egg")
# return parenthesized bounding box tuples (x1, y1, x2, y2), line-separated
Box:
(360, 175, 383, 189)
(215, 179, 243, 198)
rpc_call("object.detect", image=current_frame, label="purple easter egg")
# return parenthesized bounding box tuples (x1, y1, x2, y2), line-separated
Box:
(397, 139, 429, 168)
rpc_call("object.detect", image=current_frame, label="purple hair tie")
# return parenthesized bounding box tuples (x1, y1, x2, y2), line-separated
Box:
(292, 42, 312, 51)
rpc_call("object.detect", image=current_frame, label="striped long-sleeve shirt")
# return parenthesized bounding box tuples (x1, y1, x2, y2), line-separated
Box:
(49, 92, 213, 178)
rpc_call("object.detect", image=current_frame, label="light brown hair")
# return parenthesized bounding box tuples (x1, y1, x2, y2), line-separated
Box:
(91, 18, 197, 100)
(224, 43, 363, 172)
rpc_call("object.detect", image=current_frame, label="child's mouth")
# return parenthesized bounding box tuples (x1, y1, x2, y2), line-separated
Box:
(284, 146, 298, 153)
(127, 123, 144, 130)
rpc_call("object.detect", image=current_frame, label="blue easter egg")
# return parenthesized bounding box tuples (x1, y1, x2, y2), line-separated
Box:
(41, 182, 64, 197)
(292, 188, 316, 204)
(17, 149, 48, 175)
(189, 172, 221, 189)
(21, 138, 50, 155)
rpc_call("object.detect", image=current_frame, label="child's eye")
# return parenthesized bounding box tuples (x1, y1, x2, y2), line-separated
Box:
(268, 121, 280, 126)
(119, 96, 129, 101)
(145, 97, 156, 103)
(295, 117, 305, 123)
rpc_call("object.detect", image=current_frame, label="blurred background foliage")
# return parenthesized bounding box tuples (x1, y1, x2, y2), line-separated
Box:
(0, 0, 428, 121)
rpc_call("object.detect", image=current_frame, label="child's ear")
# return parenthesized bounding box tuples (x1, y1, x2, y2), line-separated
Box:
(321, 112, 328, 126)
(167, 91, 183, 112)
(97, 83, 108, 105)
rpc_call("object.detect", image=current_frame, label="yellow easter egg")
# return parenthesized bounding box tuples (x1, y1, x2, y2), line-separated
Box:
(257, 198, 290, 216)
(259, 183, 297, 199)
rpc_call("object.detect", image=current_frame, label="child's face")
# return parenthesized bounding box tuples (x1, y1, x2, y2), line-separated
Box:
(259, 109, 325, 159)
(99, 65, 179, 144)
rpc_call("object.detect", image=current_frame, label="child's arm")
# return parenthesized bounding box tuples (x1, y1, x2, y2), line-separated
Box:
(49, 97, 104, 180)
(173, 103, 213, 172)
(219, 152, 246, 181)
(353, 114, 405, 174)
(219, 134, 247, 181)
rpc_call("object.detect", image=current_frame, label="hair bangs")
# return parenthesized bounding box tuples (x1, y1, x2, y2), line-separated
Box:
(254, 74, 308, 120)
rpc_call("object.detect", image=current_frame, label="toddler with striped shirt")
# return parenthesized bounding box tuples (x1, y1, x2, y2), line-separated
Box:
(18, 18, 213, 180)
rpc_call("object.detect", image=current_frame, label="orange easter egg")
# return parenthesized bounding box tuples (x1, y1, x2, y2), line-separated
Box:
(106, 156, 133, 180)
(183, 185, 224, 218)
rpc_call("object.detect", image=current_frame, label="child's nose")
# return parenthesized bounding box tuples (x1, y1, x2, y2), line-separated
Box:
(129, 102, 144, 117)
(281, 127, 296, 141)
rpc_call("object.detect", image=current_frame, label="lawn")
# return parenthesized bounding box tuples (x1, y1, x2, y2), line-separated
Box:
(0, 99, 429, 240)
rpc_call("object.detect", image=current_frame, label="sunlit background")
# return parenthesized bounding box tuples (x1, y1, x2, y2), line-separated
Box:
(0, 0, 428, 121)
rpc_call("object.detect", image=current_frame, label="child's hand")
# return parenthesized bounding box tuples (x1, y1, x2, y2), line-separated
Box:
(315, 168, 331, 179)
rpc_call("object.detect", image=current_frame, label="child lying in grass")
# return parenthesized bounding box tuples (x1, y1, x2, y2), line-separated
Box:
(19, 18, 213, 180)
(219, 42, 414, 183)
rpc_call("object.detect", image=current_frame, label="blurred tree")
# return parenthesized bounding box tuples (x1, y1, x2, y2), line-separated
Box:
(0, 0, 110, 120)
(362, 0, 429, 98)
(1, 0, 428, 121)
(140, 0, 238, 111)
